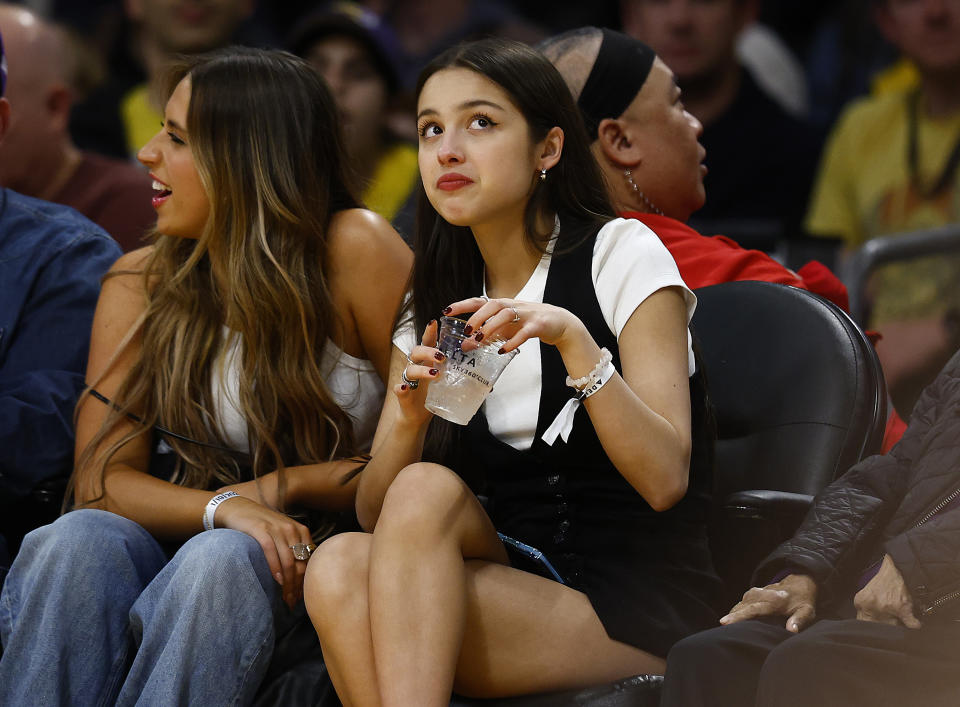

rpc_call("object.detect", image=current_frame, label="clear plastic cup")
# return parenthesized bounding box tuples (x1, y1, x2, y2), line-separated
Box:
(424, 316, 519, 425)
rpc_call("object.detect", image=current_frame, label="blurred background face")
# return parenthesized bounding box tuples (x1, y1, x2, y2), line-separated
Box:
(304, 34, 389, 156)
(876, 0, 960, 75)
(125, 0, 253, 54)
(0, 7, 67, 190)
(621, 0, 753, 83)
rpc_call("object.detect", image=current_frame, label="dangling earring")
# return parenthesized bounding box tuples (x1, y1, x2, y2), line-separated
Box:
(624, 169, 663, 215)
(539, 168, 547, 181)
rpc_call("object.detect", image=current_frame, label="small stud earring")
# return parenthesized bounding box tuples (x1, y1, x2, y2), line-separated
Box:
(539, 168, 547, 181)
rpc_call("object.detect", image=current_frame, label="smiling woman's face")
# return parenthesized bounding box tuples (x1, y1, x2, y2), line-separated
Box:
(137, 76, 211, 239)
(416, 67, 549, 231)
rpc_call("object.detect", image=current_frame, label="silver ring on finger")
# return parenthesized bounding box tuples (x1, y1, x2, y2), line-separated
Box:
(509, 306, 520, 323)
(290, 543, 316, 561)
(401, 367, 419, 390)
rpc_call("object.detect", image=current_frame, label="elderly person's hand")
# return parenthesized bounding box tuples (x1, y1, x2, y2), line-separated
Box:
(854, 554, 922, 628)
(720, 573, 818, 633)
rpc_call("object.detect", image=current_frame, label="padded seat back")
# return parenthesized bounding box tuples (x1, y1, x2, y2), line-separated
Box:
(690, 281, 886, 499)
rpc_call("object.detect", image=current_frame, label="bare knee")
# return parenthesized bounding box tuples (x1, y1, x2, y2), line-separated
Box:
(304, 532, 370, 632)
(378, 462, 473, 536)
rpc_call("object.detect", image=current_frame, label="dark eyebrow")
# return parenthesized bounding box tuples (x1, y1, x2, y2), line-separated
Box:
(416, 99, 507, 121)
(165, 118, 187, 133)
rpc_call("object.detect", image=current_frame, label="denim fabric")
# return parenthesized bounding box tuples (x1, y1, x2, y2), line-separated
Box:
(0, 189, 121, 499)
(0, 509, 282, 706)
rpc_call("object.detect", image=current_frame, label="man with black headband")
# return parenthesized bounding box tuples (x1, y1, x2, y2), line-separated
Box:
(620, 0, 822, 249)
(0, 29, 121, 574)
(540, 27, 852, 319)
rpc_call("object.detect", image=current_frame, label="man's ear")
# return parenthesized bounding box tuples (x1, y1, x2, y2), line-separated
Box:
(0, 98, 10, 144)
(538, 125, 564, 172)
(596, 117, 643, 168)
(46, 85, 73, 132)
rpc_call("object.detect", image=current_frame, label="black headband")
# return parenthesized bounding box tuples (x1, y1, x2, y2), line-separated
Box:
(576, 29, 656, 139)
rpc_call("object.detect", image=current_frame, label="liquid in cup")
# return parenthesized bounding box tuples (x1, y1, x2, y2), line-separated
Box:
(425, 316, 519, 425)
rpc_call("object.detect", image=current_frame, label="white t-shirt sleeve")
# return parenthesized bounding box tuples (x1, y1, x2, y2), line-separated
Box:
(592, 218, 697, 375)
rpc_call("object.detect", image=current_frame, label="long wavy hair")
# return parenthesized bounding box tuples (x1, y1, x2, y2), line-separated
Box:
(410, 38, 615, 462)
(73, 47, 361, 506)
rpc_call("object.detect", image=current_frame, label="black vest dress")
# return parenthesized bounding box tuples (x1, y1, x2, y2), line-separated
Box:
(448, 219, 721, 658)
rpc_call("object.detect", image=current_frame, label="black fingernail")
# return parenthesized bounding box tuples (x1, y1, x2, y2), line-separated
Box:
(474, 332, 484, 342)
(434, 352, 445, 361)
(498, 347, 505, 354)
(464, 324, 473, 335)
(442, 307, 452, 314)
(400, 384, 408, 391)
(429, 368, 439, 376)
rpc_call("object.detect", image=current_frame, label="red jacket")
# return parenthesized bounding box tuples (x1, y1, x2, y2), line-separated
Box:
(622, 212, 849, 311)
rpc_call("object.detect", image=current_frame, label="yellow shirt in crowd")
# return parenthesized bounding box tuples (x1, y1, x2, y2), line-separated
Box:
(806, 89, 960, 324)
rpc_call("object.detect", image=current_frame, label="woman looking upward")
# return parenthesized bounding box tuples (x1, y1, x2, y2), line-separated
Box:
(303, 38, 719, 705)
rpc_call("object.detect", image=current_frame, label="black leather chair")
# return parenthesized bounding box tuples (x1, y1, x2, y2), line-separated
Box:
(258, 282, 888, 707)
(691, 281, 886, 606)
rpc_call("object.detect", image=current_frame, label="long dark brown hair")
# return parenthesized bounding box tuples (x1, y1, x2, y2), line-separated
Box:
(73, 47, 362, 505)
(409, 38, 615, 462)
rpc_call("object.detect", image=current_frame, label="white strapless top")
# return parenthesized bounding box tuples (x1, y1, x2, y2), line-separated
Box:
(211, 331, 384, 453)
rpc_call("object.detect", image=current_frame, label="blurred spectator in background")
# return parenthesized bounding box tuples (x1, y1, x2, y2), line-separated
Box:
(288, 2, 418, 242)
(805, 0, 960, 419)
(0, 4, 154, 251)
(621, 0, 823, 251)
(0, 28, 121, 572)
(71, 0, 255, 159)
(381, 0, 546, 89)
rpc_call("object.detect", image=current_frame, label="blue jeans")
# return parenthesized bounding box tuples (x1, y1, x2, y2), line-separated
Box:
(0, 509, 283, 706)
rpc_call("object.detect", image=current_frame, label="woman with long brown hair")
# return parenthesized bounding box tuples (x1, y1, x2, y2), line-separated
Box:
(303, 38, 719, 705)
(0, 47, 410, 704)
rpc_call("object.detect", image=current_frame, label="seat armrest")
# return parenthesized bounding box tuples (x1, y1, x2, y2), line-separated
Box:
(722, 490, 815, 521)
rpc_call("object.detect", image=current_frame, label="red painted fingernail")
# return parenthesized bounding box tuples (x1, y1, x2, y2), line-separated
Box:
(474, 332, 484, 342)
(464, 325, 473, 335)
(442, 307, 452, 314)
(434, 352, 445, 361)
(498, 347, 506, 354)
(400, 384, 408, 391)
(429, 368, 439, 376)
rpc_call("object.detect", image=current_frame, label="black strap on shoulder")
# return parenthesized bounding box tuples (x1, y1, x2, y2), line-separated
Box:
(87, 387, 246, 456)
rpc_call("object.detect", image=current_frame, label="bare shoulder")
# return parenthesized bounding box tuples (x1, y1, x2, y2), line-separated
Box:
(97, 246, 154, 322)
(326, 208, 411, 272)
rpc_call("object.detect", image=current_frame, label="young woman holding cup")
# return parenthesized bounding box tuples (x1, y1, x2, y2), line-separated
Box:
(304, 38, 719, 704)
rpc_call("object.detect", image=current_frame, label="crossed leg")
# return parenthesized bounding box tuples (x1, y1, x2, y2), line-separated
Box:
(304, 462, 664, 707)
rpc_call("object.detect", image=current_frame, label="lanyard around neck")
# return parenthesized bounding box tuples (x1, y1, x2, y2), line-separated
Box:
(907, 88, 960, 199)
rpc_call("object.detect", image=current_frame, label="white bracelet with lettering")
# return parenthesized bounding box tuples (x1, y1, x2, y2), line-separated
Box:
(543, 359, 618, 446)
(202, 491, 240, 531)
(576, 360, 617, 400)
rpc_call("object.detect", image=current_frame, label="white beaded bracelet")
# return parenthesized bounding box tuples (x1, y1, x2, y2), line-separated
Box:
(543, 350, 617, 446)
(202, 491, 239, 531)
(565, 348, 613, 392)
